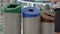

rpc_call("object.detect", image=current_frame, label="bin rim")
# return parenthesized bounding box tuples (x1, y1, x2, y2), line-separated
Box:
(4, 3, 21, 10)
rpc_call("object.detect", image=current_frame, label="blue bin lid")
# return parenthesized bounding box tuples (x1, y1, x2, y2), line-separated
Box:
(22, 7, 40, 17)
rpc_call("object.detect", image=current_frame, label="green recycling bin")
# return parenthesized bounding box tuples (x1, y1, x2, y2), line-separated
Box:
(4, 3, 21, 34)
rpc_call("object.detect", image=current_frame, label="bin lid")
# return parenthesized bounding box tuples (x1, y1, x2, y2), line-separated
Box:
(23, 7, 40, 17)
(4, 3, 21, 13)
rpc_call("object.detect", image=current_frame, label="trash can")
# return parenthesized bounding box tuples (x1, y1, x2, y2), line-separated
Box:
(23, 7, 42, 34)
(4, 3, 21, 34)
(41, 12, 55, 34)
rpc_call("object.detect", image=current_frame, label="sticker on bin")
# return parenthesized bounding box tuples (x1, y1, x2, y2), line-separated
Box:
(0, 23, 4, 34)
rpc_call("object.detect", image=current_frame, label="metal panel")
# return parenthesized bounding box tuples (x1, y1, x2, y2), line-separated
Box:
(42, 22, 55, 34)
(4, 13, 21, 34)
(23, 17, 42, 34)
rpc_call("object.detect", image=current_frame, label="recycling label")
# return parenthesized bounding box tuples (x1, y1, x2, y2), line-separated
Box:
(0, 23, 4, 34)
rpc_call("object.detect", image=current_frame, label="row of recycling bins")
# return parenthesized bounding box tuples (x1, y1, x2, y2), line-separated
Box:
(0, 3, 59, 34)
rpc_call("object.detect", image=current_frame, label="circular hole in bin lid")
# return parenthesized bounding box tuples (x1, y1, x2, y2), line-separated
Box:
(28, 9, 34, 12)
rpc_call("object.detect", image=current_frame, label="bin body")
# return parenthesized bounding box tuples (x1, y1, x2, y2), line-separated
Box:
(23, 7, 42, 34)
(23, 17, 41, 34)
(42, 22, 55, 34)
(4, 4, 21, 34)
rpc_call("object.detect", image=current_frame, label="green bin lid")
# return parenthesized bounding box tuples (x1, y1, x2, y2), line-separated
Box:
(4, 3, 21, 13)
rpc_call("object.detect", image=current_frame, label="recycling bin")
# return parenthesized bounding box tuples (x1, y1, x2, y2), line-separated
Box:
(23, 7, 42, 34)
(41, 12, 55, 34)
(4, 3, 21, 34)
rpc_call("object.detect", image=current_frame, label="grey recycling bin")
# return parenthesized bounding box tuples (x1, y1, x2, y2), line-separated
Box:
(23, 7, 42, 34)
(41, 12, 55, 34)
(4, 3, 21, 34)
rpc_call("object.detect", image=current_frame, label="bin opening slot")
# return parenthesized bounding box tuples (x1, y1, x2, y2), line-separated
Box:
(7, 5, 17, 8)
(28, 9, 34, 12)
